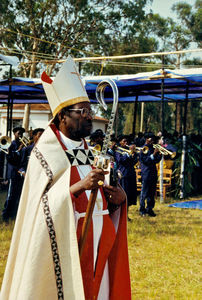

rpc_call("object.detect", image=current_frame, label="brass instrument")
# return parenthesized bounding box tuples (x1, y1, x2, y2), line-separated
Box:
(0, 136, 11, 154)
(153, 144, 176, 158)
(89, 142, 150, 156)
(137, 146, 149, 154)
(114, 145, 149, 156)
(19, 136, 30, 147)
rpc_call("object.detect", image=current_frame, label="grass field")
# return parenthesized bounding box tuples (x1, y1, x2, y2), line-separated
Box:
(0, 190, 201, 299)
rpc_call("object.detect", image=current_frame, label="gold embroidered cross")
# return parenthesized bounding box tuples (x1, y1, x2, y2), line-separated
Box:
(71, 66, 85, 92)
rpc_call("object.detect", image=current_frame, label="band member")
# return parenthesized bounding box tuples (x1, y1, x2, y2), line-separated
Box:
(107, 136, 118, 158)
(1, 57, 131, 300)
(139, 133, 162, 217)
(115, 136, 138, 217)
(2, 127, 25, 222)
(158, 134, 177, 170)
(89, 129, 105, 149)
(18, 128, 44, 177)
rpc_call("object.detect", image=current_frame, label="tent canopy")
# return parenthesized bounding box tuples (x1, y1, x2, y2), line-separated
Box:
(0, 68, 202, 104)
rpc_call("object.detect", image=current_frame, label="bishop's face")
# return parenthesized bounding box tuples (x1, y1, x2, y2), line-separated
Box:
(60, 102, 93, 141)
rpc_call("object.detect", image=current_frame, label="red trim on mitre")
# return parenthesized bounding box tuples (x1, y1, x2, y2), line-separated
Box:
(41, 71, 53, 84)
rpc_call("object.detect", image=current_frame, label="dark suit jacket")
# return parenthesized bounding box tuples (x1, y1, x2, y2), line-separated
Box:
(115, 150, 138, 178)
(6, 139, 22, 179)
(19, 143, 34, 173)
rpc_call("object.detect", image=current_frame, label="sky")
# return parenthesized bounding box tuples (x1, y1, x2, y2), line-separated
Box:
(148, 0, 201, 60)
(149, 0, 197, 19)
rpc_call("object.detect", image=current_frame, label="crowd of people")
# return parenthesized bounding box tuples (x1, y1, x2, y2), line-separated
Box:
(1, 120, 201, 224)
(2, 121, 201, 224)
(89, 130, 168, 218)
(0, 127, 44, 222)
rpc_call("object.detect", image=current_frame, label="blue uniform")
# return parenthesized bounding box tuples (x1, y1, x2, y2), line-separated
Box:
(139, 144, 162, 213)
(19, 143, 34, 173)
(2, 139, 24, 221)
(115, 150, 138, 206)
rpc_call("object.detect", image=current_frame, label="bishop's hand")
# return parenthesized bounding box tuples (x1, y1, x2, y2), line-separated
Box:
(70, 168, 109, 198)
(103, 183, 126, 206)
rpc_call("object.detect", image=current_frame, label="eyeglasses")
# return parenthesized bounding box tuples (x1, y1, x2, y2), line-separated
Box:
(67, 108, 95, 118)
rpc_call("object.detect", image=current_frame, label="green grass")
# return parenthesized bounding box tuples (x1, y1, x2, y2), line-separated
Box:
(0, 191, 201, 299)
(128, 198, 202, 299)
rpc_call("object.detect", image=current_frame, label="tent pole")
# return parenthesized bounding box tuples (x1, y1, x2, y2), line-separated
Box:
(22, 104, 30, 132)
(183, 82, 189, 135)
(140, 102, 144, 132)
(160, 56, 165, 202)
(6, 64, 12, 137)
(159, 155, 164, 203)
(132, 95, 138, 136)
(9, 66, 13, 135)
(161, 56, 165, 134)
(179, 83, 189, 199)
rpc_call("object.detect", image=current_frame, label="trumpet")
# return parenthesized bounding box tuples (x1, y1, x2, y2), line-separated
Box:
(89, 142, 149, 157)
(114, 145, 149, 156)
(0, 136, 11, 154)
(153, 144, 176, 158)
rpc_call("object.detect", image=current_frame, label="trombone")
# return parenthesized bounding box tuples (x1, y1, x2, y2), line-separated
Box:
(19, 136, 31, 147)
(0, 136, 11, 154)
(153, 144, 176, 158)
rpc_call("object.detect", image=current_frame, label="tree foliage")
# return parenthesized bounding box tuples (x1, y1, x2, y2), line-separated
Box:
(172, 0, 202, 47)
(0, 0, 155, 77)
(0, 0, 201, 137)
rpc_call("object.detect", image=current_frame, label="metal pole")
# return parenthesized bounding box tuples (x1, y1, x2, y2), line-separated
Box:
(179, 83, 189, 199)
(6, 64, 12, 137)
(183, 83, 189, 135)
(140, 102, 144, 132)
(159, 155, 164, 203)
(161, 56, 165, 134)
(9, 65, 13, 136)
(179, 135, 186, 199)
(159, 56, 165, 201)
(132, 95, 138, 136)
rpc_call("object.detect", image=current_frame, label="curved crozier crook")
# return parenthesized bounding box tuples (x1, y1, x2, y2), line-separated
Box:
(95, 79, 119, 155)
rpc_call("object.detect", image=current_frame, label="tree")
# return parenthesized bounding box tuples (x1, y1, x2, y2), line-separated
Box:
(0, 0, 154, 132)
(172, 0, 202, 47)
(146, 13, 192, 67)
(0, 0, 154, 78)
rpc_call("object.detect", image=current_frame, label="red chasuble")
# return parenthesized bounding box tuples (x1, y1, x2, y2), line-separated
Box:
(51, 124, 131, 300)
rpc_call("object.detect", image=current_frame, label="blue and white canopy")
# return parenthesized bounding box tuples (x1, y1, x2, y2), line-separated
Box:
(0, 68, 201, 104)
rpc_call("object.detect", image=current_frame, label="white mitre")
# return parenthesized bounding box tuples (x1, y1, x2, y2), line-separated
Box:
(41, 56, 90, 117)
